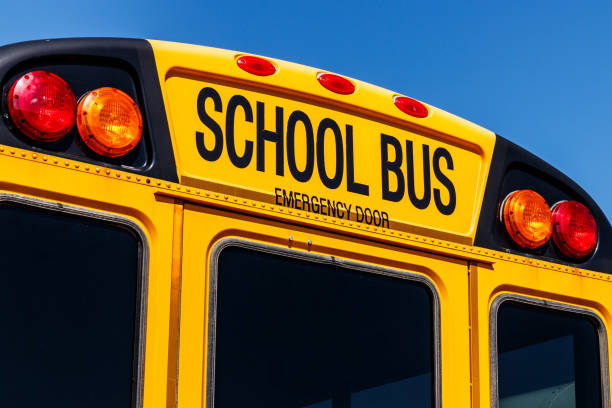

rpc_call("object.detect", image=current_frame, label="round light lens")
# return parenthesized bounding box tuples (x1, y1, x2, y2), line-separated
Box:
(8, 70, 76, 141)
(501, 190, 552, 249)
(236, 55, 277, 76)
(76, 87, 143, 157)
(393, 95, 428, 118)
(317, 73, 355, 95)
(552, 201, 597, 259)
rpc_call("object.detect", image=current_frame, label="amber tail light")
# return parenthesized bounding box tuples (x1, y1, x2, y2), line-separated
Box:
(76, 87, 143, 157)
(501, 190, 552, 249)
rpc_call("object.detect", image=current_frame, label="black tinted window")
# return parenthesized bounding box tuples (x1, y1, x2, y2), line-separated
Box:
(0, 202, 142, 407)
(212, 245, 436, 408)
(496, 301, 603, 408)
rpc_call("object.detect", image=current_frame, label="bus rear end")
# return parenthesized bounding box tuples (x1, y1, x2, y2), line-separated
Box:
(0, 38, 608, 408)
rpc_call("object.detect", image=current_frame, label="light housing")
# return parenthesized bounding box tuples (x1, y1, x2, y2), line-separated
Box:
(317, 73, 355, 95)
(551, 201, 598, 259)
(236, 55, 277, 76)
(76, 87, 143, 157)
(393, 95, 428, 118)
(8, 70, 77, 141)
(501, 190, 552, 249)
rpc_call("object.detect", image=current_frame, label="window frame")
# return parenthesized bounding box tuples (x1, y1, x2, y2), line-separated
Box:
(205, 237, 442, 408)
(489, 293, 611, 408)
(0, 192, 149, 408)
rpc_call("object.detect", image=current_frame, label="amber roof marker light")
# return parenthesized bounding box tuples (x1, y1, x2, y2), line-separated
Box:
(8, 70, 77, 141)
(76, 87, 143, 157)
(501, 190, 553, 249)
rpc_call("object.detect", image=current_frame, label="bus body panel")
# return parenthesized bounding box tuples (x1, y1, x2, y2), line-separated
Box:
(180, 202, 472, 408)
(0, 150, 176, 408)
(148, 39, 496, 245)
(0, 38, 609, 408)
(471, 260, 612, 407)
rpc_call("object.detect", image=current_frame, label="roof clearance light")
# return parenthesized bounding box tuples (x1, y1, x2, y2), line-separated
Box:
(8, 70, 77, 141)
(393, 95, 428, 118)
(317, 73, 355, 95)
(76, 87, 143, 157)
(236, 55, 277, 76)
(552, 201, 598, 259)
(501, 190, 552, 249)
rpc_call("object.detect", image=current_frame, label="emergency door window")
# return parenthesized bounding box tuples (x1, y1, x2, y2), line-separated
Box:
(495, 300, 604, 408)
(210, 245, 437, 408)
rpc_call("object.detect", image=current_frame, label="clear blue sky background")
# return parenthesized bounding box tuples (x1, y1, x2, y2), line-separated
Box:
(1, 2, 611, 218)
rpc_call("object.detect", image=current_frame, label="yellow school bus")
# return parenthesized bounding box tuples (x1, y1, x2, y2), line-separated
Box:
(0, 38, 609, 408)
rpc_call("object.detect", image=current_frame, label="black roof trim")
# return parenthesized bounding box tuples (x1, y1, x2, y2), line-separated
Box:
(0, 38, 178, 182)
(475, 134, 612, 273)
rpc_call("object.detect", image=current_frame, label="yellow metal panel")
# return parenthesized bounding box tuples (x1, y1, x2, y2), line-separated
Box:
(471, 260, 612, 407)
(7, 40, 608, 408)
(148, 39, 496, 244)
(167, 199, 184, 408)
(0, 151, 176, 408)
(179, 202, 472, 408)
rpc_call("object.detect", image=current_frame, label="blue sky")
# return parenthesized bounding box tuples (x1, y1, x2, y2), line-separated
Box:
(1, 1, 611, 218)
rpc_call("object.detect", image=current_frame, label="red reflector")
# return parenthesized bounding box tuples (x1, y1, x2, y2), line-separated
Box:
(8, 70, 76, 141)
(317, 73, 355, 95)
(393, 95, 428, 118)
(236, 55, 277, 76)
(552, 201, 598, 259)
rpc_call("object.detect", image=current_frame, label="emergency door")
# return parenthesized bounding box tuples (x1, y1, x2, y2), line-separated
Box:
(176, 202, 472, 408)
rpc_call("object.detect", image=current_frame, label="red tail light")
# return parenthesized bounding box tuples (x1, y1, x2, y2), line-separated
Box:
(8, 70, 76, 141)
(552, 201, 598, 259)
(237, 55, 277, 76)
(317, 73, 355, 95)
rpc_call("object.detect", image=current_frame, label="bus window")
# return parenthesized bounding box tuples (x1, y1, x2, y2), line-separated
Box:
(494, 299, 604, 408)
(0, 198, 144, 407)
(209, 244, 438, 408)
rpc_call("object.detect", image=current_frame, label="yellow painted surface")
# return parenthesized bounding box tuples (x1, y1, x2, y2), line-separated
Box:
(144, 40, 611, 408)
(2, 143, 610, 408)
(0, 39, 609, 408)
(149, 39, 496, 244)
(179, 202, 472, 408)
(471, 260, 612, 407)
(0, 151, 175, 408)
